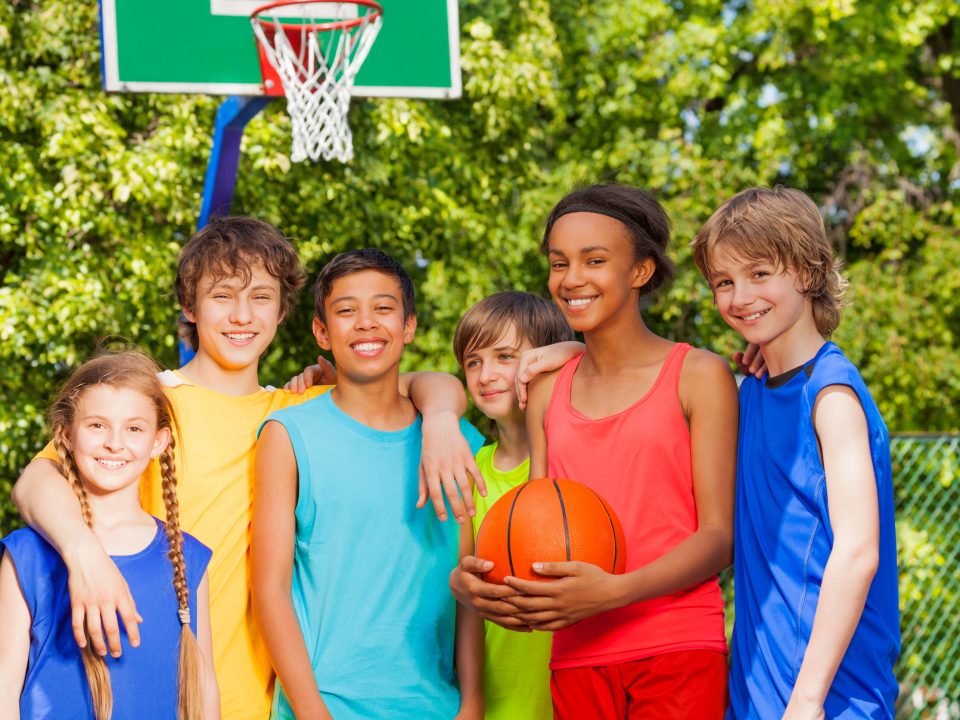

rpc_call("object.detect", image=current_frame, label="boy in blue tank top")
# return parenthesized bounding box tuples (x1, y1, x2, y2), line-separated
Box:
(250, 248, 485, 720)
(692, 187, 900, 720)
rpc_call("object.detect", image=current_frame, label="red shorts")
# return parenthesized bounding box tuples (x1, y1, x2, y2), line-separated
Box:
(551, 650, 728, 720)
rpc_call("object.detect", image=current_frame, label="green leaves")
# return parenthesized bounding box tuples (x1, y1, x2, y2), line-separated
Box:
(1, 0, 959, 536)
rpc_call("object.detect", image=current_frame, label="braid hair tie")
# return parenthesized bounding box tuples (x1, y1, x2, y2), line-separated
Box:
(178, 608, 191, 626)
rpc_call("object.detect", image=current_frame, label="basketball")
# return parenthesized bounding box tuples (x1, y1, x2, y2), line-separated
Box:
(475, 477, 627, 584)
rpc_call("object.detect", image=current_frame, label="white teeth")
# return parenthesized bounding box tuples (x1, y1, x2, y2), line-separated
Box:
(97, 459, 127, 469)
(567, 298, 593, 307)
(354, 342, 384, 352)
(225, 333, 255, 341)
(742, 310, 767, 321)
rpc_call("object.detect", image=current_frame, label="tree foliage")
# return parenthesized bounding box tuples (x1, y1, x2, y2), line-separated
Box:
(1, 0, 958, 535)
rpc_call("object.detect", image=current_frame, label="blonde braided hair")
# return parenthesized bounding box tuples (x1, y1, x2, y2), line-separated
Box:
(48, 349, 205, 720)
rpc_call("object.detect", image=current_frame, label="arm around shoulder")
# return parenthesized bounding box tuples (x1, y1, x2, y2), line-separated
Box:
(13, 457, 140, 658)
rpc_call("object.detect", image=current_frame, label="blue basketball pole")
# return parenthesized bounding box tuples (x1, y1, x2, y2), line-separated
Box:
(180, 95, 274, 366)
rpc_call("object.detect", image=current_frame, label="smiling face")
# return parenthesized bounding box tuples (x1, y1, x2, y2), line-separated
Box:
(546, 212, 654, 333)
(184, 262, 283, 373)
(66, 385, 170, 497)
(463, 324, 531, 424)
(313, 269, 416, 384)
(709, 243, 817, 352)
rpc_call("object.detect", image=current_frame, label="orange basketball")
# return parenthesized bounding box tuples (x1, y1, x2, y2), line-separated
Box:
(475, 477, 627, 584)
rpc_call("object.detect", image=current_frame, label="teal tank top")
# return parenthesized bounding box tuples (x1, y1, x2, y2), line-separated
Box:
(262, 392, 484, 720)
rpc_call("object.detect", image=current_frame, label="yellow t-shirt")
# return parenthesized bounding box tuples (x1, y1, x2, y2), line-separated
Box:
(38, 371, 332, 720)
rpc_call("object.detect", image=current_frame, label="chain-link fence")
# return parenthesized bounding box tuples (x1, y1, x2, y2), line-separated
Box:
(894, 434, 960, 720)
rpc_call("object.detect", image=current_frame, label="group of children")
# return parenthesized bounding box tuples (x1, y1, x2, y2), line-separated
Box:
(0, 183, 899, 720)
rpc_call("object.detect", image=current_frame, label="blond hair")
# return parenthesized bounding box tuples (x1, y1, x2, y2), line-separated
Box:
(48, 350, 205, 720)
(691, 186, 848, 337)
(453, 291, 574, 368)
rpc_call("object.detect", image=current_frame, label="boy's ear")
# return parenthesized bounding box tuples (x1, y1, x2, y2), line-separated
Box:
(403, 314, 417, 345)
(312, 316, 332, 350)
(181, 304, 197, 323)
(630, 257, 657, 290)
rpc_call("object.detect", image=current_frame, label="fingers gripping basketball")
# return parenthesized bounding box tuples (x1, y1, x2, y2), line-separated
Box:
(475, 478, 626, 584)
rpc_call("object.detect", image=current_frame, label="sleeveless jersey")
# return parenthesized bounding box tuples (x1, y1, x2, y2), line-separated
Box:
(2, 521, 211, 719)
(728, 342, 899, 719)
(544, 344, 727, 669)
(263, 392, 485, 720)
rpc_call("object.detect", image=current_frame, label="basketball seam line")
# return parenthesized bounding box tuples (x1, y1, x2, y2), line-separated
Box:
(507, 482, 531, 578)
(588, 487, 619, 573)
(552, 479, 571, 562)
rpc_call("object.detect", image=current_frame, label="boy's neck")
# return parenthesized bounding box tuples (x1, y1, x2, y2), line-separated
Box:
(760, 318, 826, 378)
(492, 417, 529, 472)
(179, 350, 262, 396)
(331, 368, 416, 431)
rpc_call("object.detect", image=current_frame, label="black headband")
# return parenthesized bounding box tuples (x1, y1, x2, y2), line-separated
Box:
(545, 203, 652, 247)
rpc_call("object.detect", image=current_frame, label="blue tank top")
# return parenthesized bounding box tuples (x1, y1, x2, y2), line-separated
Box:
(1, 520, 211, 719)
(262, 392, 485, 720)
(729, 342, 900, 719)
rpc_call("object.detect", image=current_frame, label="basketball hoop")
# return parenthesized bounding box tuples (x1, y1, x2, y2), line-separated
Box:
(251, 0, 383, 163)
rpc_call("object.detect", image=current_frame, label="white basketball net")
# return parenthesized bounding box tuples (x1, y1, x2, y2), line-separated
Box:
(251, 2, 382, 163)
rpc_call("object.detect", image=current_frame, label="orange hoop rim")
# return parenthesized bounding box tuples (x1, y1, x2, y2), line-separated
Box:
(251, 0, 383, 33)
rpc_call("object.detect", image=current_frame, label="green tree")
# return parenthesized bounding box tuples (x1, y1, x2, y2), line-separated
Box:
(1, 0, 958, 517)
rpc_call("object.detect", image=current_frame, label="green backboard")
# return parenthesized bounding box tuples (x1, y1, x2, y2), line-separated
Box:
(100, 0, 461, 98)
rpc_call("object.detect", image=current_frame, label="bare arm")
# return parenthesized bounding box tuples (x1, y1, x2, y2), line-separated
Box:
(12, 457, 140, 656)
(447, 371, 560, 631)
(516, 341, 585, 410)
(524, 372, 556, 478)
(0, 552, 30, 719)
(195, 572, 221, 720)
(402, 371, 485, 524)
(507, 351, 737, 629)
(783, 386, 880, 720)
(454, 523, 484, 720)
(251, 421, 333, 720)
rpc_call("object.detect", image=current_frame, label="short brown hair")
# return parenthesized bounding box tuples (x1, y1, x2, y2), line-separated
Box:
(691, 186, 848, 337)
(313, 248, 415, 323)
(175, 216, 306, 351)
(454, 291, 574, 368)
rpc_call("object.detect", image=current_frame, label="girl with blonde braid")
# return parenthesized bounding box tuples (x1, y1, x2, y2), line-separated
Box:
(0, 350, 219, 719)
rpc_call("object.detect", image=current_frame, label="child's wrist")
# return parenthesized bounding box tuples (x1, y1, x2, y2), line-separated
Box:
(790, 680, 827, 708)
(63, 534, 106, 570)
(421, 407, 458, 421)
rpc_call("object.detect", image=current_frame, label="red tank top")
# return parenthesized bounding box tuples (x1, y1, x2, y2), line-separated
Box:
(545, 343, 727, 669)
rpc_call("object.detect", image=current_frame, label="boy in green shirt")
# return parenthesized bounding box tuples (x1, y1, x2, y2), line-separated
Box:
(450, 291, 573, 720)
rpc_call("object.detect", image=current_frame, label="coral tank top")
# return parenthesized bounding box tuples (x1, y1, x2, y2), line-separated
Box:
(544, 343, 727, 669)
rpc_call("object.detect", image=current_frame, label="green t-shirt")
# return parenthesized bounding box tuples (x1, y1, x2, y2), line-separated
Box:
(472, 443, 553, 720)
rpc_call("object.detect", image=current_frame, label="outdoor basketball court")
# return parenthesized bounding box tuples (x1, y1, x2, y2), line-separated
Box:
(98, 0, 463, 362)
(99, 0, 461, 100)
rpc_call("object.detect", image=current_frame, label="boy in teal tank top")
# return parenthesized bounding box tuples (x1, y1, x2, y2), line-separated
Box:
(251, 249, 485, 720)
(450, 292, 574, 720)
